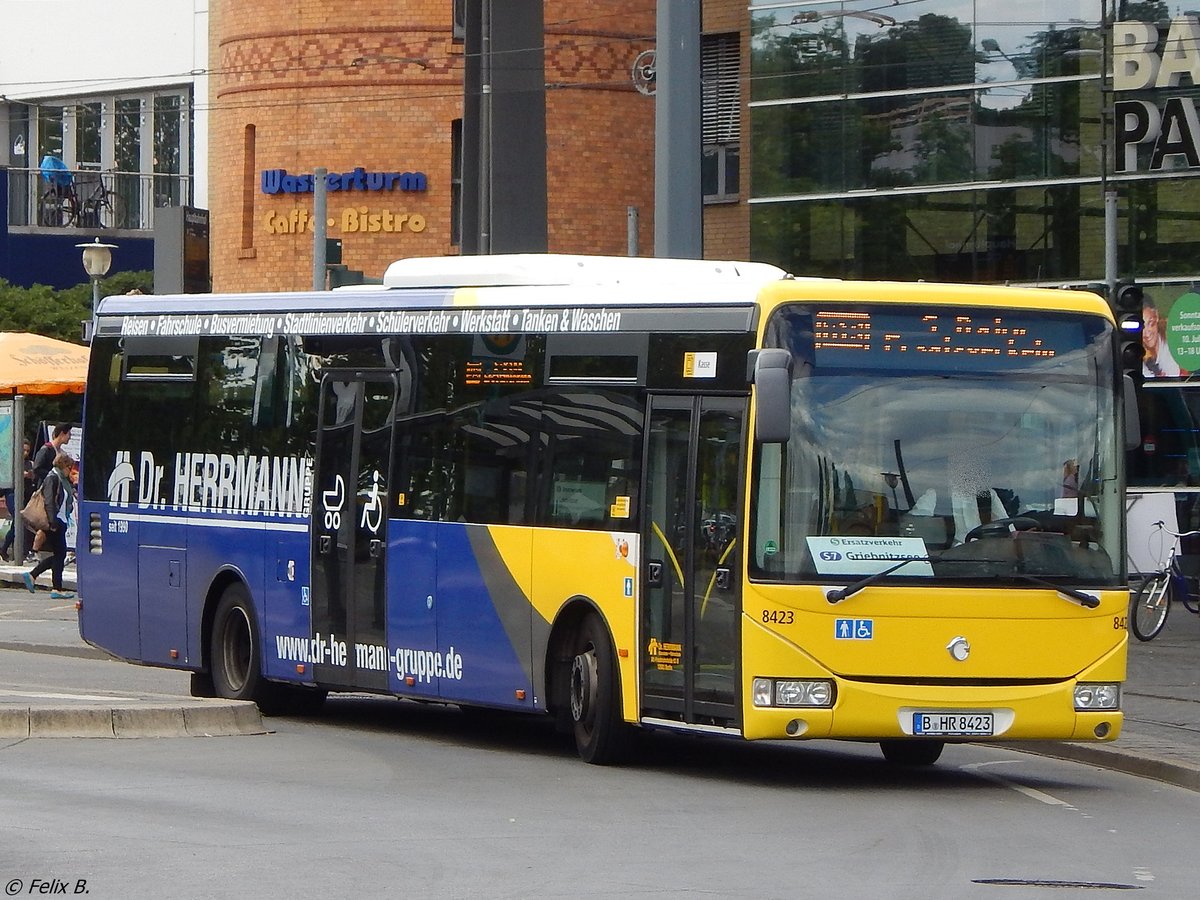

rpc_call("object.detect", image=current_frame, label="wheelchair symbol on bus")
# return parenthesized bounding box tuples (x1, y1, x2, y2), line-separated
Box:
(360, 469, 384, 534)
(835, 618, 874, 640)
(322, 475, 345, 530)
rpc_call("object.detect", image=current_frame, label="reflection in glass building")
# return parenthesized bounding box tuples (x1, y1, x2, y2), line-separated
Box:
(747, 1, 1200, 503)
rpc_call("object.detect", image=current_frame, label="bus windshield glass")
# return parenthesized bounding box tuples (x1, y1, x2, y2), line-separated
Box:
(750, 303, 1121, 587)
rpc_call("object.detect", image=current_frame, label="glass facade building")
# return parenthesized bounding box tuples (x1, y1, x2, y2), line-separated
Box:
(748, 1, 1200, 498)
(747, 0, 1200, 286)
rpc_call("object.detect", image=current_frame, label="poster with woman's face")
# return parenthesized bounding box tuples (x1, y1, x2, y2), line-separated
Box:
(1143, 290, 1200, 380)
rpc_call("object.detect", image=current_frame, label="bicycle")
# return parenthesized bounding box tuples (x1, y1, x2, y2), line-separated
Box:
(1129, 520, 1200, 641)
(74, 177, 123, 229)
(37, 171, 122, 229)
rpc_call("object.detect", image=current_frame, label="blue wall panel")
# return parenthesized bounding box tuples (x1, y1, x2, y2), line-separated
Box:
(1, 167, 154, 289)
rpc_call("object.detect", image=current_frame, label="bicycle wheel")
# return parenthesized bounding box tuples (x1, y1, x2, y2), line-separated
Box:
(1131, 574, 1172, 641)
(96, 190, 122, 228)
(38, 192, 73, 227)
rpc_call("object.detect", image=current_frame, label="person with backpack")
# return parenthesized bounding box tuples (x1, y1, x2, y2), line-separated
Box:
(32, 424, 73, 488)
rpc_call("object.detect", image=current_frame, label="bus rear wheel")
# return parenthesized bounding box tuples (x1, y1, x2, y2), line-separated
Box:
(568, 614, 630, 765)
(880, 739, 944, 766)
(210, 583, 296, 716)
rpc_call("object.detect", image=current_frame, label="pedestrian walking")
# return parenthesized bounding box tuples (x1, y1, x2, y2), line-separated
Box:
(22, 451, 76, 599)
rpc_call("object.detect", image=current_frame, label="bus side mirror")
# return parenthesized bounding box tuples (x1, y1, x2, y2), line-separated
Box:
(749, 349, 792, 443)
(1123, 373, 1140, 451)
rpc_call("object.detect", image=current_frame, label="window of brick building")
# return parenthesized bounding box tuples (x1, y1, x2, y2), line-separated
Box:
(451, 118, 463, 246)
(702, 32, 740, 203)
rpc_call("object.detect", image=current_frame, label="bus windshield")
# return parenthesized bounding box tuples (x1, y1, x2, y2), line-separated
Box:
(750, 303, 1121, 587)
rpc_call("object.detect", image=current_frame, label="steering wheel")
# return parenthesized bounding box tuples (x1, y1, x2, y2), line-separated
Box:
(964, 516, 1040, 542)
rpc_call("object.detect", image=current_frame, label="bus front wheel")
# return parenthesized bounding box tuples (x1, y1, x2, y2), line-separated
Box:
(568, 614, 630, 765)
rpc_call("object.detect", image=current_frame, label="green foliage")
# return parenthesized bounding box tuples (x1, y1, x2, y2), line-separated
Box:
(0, 270, 153, 428)
(0, 270, 152, 342)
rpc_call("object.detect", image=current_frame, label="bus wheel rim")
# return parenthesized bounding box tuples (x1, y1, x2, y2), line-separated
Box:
(223, 608, 251, 692)
(570, 648, 597, 725)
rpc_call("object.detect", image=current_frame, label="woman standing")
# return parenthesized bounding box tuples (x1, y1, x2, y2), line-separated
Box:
(22, 451, 76, 600)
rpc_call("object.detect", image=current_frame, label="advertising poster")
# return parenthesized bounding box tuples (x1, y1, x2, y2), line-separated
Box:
(1143, 288, 1200, 381)
(0, 400, 13, 492)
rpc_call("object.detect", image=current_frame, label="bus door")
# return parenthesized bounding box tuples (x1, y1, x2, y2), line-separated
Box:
(641, 395, 745, 727)
(311, 373, 397, 691)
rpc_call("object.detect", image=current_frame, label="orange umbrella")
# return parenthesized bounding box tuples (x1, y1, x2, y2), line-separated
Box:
(0, 332, 89, 395)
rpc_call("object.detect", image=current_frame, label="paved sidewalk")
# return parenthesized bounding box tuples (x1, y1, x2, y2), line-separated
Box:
(1010, 617, 1200, 791)
(1, 563, 1197, 787)
(0, 555, 77, 593)
(0, 561, 265, 739)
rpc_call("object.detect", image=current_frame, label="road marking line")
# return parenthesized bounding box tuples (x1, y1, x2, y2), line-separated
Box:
(0, 688, 139, 702)
(961, 760, 1076, 809)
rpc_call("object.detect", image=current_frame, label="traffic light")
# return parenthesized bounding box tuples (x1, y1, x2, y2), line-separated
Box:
(1114, 281, 1145, 376)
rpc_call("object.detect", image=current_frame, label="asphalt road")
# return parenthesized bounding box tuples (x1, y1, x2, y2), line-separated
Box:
(1, 648, 1198, 898)
(3, 586, 1200, 897)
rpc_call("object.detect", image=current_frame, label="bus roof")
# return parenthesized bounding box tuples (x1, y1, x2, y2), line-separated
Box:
(382, 253, 789, 289)
(94, 255, 1111, 323)
(96, 254, 795, 318)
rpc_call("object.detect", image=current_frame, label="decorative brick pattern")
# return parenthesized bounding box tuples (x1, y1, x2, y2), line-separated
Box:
(208, 0, 747, 292)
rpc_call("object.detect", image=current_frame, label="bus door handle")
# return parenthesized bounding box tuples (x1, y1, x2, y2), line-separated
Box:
(715, 566, 733, 591)
(369, 539, 383, 558)
(318, 535, 332, 555)
(647, 560, 664, 588)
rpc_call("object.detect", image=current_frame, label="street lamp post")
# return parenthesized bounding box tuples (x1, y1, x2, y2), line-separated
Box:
(76, 238, 117, 308)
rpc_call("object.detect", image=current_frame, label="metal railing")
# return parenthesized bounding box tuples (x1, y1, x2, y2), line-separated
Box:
(6, 166, 193, 231)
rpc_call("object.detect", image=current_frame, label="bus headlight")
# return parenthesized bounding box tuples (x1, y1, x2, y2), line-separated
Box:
(752, 677, 835, 708)
(1074, 683, 1120, 710)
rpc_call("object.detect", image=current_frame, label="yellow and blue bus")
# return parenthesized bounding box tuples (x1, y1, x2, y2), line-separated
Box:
(78, 254, 1128, 765)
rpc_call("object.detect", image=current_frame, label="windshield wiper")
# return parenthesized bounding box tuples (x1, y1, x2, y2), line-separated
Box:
(1009, 574, 1100, 608)
(825, 558, 930, 604)
(825, 556, 997, 604)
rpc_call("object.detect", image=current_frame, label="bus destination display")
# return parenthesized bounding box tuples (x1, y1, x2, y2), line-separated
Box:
(813, 309, 1078, 370)
(464, 358, 534, 386)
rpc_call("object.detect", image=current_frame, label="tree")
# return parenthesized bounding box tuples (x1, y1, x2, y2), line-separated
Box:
(0, 270, 153, 426)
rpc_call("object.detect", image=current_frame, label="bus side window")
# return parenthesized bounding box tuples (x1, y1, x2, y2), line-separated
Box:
(445, 397, 533, 526)
(538, 390, 642, 530)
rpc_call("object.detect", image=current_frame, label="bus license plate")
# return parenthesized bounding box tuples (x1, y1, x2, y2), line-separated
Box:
(912, 712, 994, 736)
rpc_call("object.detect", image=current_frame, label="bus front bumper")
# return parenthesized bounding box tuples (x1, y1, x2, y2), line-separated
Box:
(741, 678, 1123, 743)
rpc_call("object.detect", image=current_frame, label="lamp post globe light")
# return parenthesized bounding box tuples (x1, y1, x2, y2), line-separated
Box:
(76, 238, 117, 307)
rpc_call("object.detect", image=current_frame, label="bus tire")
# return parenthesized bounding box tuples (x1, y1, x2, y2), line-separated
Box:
(210, 583, 288, 715)
(569, 614, 630, 765)
(880, 739, 944, 766)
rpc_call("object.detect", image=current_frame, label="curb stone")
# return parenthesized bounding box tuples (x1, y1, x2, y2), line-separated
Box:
(998, 741, 1200, 792)
(0, 701, 268, 739)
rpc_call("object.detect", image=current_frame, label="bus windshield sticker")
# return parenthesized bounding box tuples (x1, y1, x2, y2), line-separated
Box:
(806, 536, 934, 576)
